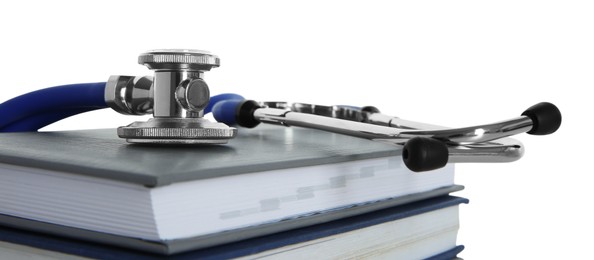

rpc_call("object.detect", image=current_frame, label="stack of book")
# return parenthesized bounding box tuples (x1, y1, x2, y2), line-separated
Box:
(0, 125, 466, 259)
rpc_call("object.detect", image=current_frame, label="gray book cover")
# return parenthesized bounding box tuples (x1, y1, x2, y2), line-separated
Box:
(1, 125, 409, 187)
(0, 125, 462, 254)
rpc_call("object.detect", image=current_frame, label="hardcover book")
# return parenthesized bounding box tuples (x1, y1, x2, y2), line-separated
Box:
(0, 125, 459, 254)
(0, 196, 467, 259)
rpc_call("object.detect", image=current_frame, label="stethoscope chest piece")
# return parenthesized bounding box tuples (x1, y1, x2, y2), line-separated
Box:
(106, 49, 237, 144)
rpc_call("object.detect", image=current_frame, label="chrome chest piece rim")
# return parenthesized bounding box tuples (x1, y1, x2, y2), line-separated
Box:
(112, 49, 236, 145)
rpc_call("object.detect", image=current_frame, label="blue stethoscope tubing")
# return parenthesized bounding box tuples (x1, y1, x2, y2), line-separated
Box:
(0, 83, 107, 132)
(0, 83, 242, 132)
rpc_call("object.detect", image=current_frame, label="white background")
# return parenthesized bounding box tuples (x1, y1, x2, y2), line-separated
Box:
(0, 1, 592, 259)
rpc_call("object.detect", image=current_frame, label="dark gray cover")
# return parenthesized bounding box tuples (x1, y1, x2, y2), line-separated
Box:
(0, 125, 403, 187)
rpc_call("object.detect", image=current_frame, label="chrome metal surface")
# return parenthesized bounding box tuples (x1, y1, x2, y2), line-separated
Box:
(260, 101, 291, 109)
(292, 103, 370, 122)
(138, 49, 218, 118)
(396, 116, 533, 144)
(252, 107, 531, 163)
(118, 118, 237, 144)
(105, 75, 153, 115)
(368, 114, 446, 130)
(175, 78, 210, 113)
(263, 104, 533, 144)
(254, 107, 397, 139)
(152, 71, 202, 118)
(138, 49, 220, 71)
(263, 102, 368, 122)
(109, 49, 233, 144)
(270, 102, 445, 129)
(447, 139, 524, 163)
(376, 137, 525, 163)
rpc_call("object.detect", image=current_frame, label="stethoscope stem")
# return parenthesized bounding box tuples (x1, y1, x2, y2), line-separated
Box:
(254, 107, 402, 141)
(396, 116, 533, 144)
(253, 107, 533, 145)
(253, 106, 526, 164)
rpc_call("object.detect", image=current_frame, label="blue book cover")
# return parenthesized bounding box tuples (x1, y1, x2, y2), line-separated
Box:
(0, 196, 467, 260)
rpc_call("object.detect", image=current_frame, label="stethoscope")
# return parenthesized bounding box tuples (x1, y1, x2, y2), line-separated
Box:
(0, 49, 562, 172)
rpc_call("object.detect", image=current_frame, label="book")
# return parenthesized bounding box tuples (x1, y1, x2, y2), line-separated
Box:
(0, 125, 459, 254)
(0, 196, 467, 260)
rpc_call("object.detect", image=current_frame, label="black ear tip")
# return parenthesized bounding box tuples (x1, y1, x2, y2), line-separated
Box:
(521, 102, 562, 135)
(402, 137, 449, 172)
(236, 100, 262, 128)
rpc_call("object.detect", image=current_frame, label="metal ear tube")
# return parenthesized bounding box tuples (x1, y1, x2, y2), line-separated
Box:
(212, 99, 561, 172)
